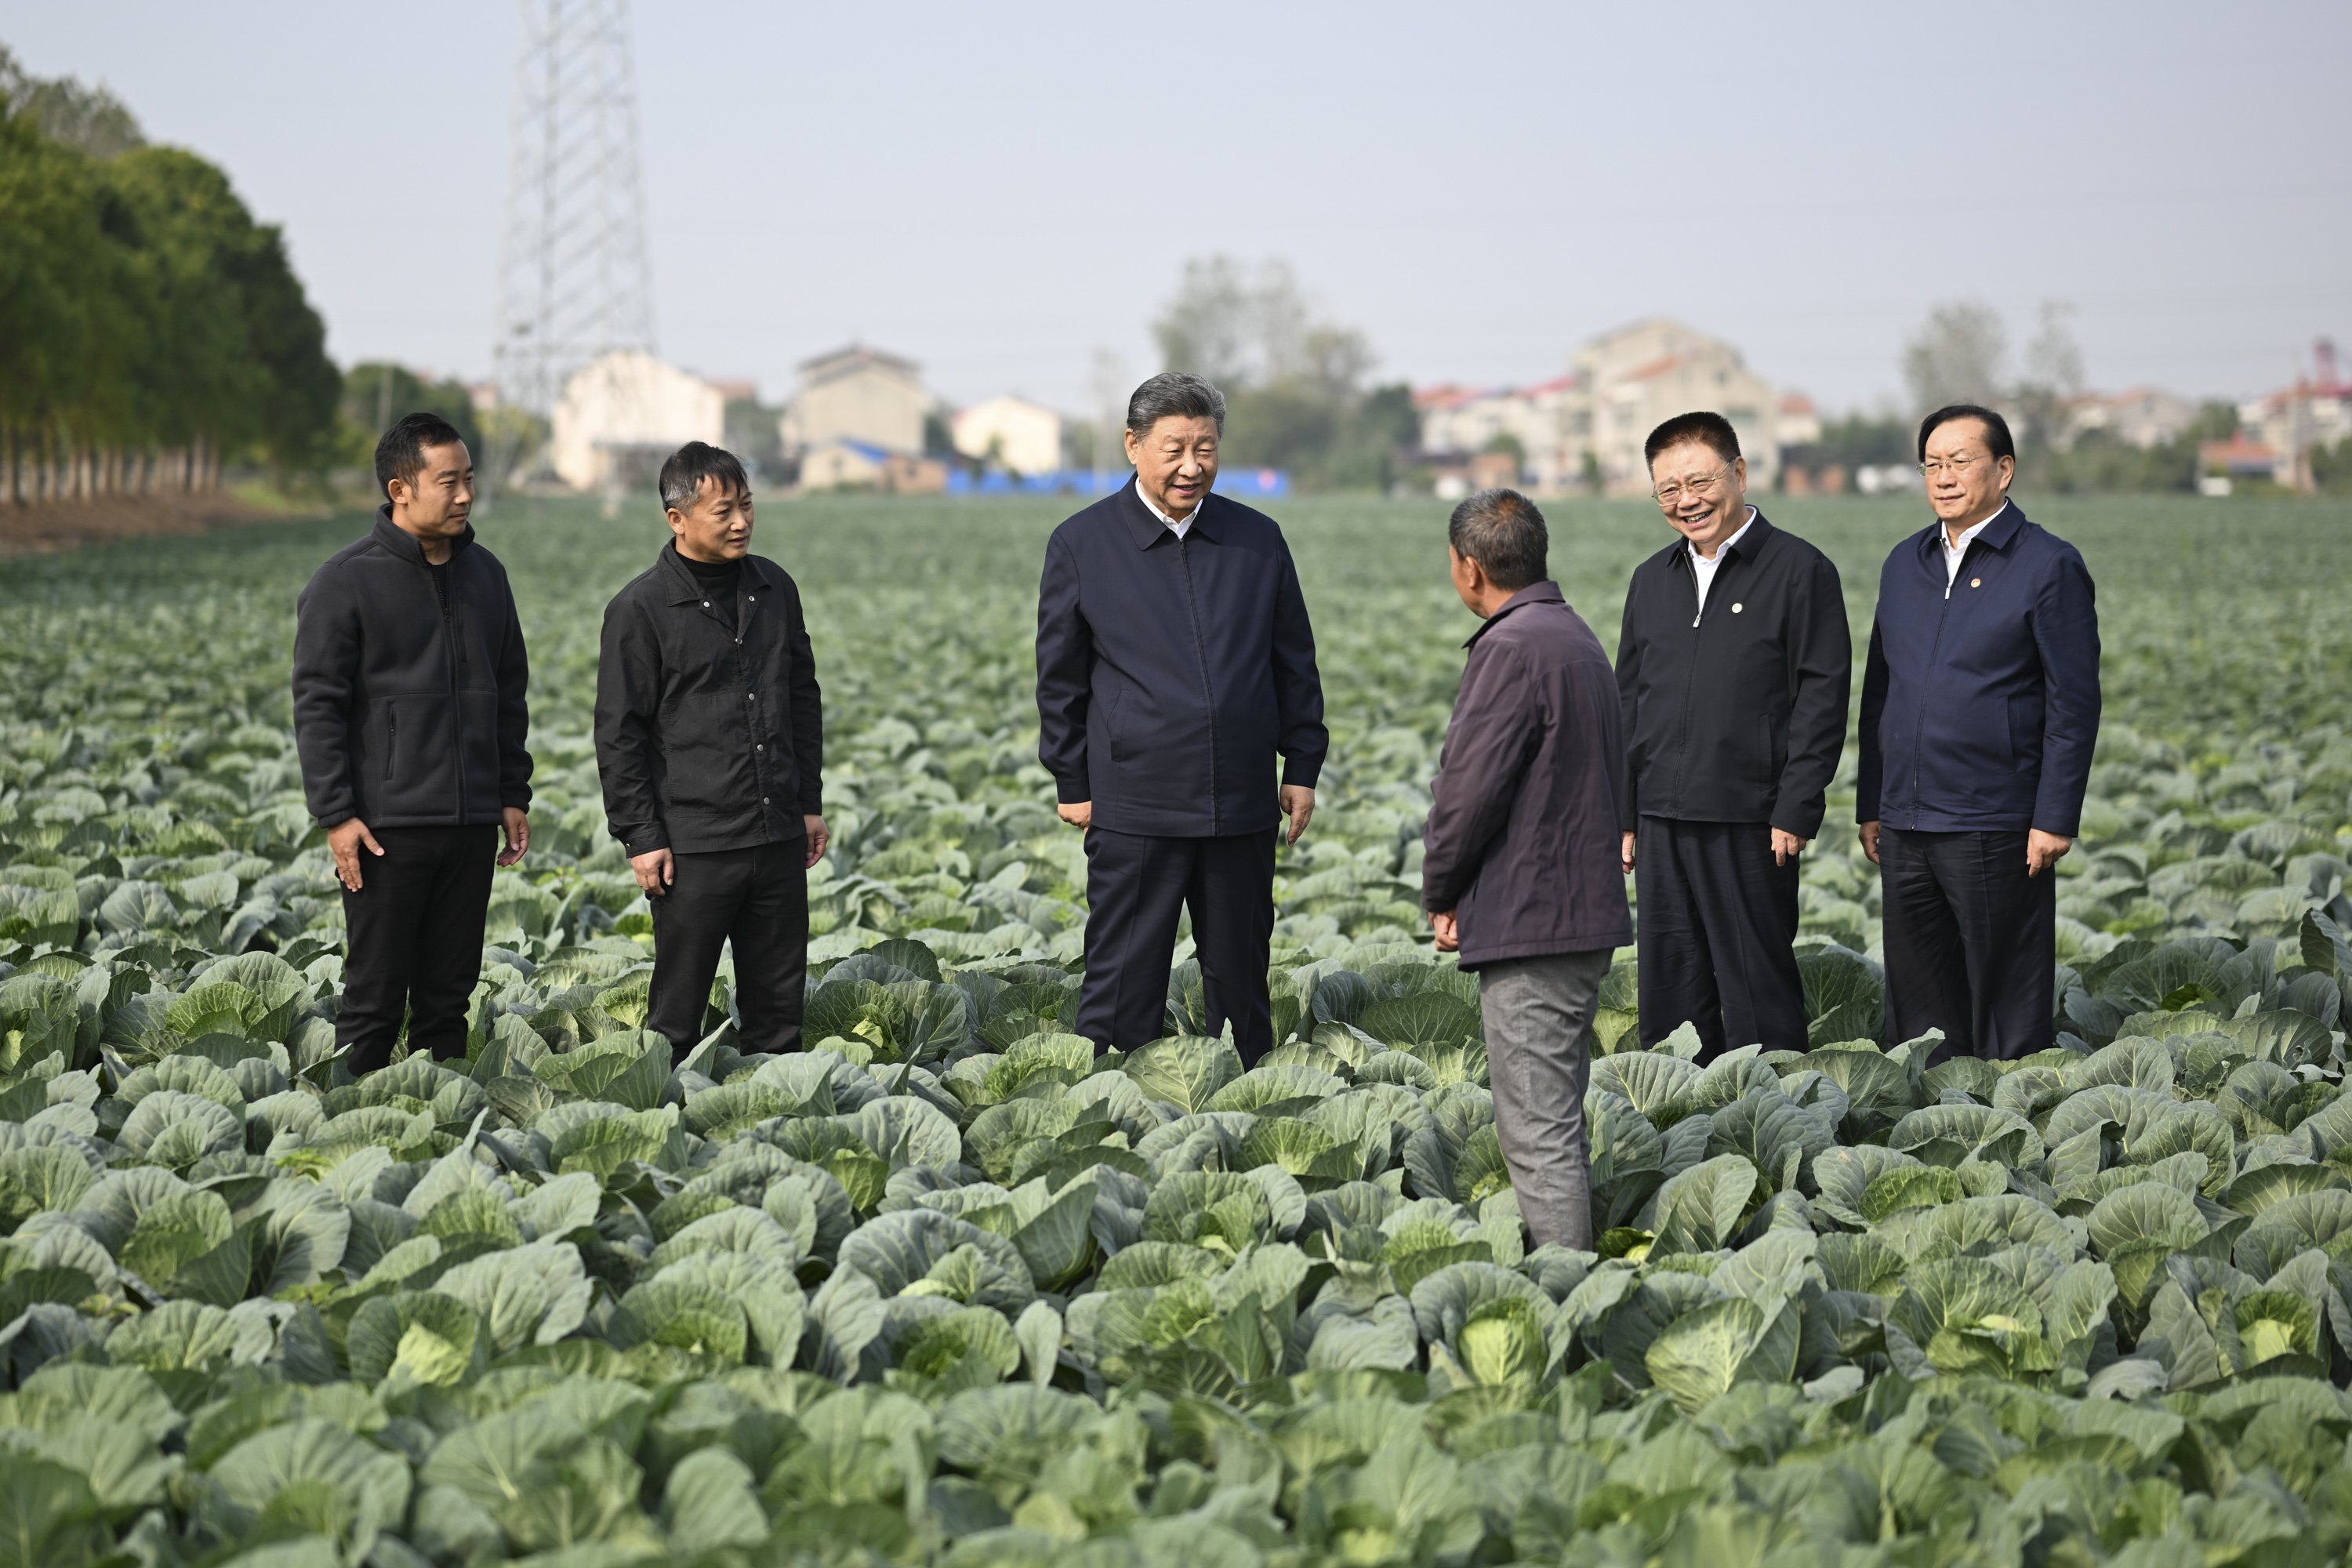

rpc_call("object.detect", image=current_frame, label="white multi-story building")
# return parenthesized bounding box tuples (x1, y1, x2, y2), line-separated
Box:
(951, 395, 1065, 476)
(1573, 318, 1784, 494)
(549, 351, 725, 492)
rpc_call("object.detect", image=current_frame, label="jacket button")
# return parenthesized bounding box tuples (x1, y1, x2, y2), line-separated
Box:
(756, 743, 764, 751)
(762, 797, 770, 805)
(702, 601, 710, 607)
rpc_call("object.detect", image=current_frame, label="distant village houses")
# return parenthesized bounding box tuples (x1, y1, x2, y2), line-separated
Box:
(782, 344, 945, 493)
(1415, 318, 1805, 497)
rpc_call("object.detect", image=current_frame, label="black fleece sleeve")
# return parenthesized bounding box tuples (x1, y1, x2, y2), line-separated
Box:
(291, 564, 361, 828)
(784, 575, 824, 815)
(594, 594, 667, 854)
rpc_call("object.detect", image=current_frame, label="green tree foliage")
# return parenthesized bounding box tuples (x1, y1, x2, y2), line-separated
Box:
(0, 54, 338, 499)
(341, 364, 483, 465)
(1153, 256, 1417, 492)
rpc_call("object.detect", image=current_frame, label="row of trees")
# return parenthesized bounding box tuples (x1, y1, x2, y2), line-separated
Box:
(0, 48, 340, 504)
(1152, 258, 1418, 491)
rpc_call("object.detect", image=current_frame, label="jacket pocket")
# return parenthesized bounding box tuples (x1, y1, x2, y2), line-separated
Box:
(386, 702, 397, 780)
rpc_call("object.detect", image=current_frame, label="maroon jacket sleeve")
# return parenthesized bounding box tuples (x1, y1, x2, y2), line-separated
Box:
(1422, 641, 1539, 913)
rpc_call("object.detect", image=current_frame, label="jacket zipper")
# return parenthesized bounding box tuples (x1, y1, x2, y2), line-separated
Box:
(1174, 535, 1221, 833)
(386, 703, 397, 779)
(1668, 553, 1712, 800)
(1910, 538, 1965, 800)
(442, 568, 465, 823)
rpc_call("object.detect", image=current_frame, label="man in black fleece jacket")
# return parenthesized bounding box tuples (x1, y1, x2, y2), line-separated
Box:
(292, 413, 533, 1076)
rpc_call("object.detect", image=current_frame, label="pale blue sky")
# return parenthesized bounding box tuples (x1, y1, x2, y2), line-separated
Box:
(7, 0, 2347, 415)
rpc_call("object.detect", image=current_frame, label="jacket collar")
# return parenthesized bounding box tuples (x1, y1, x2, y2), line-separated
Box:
(1463, 580, 1565, 648)
(1916, 498, 2027, 560)
(657, 538, 781, 604)
(1664, 508, 1774, 574)
(1118, 478, 1223, 548)
(372, 503, 474, 565)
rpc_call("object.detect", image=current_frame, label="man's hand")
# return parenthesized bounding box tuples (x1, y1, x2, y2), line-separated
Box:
(1431, 909, 1459, 953)
(804, 815, 830, 869)
(631, 847, 675, 897)
(1858, 820, 1882, 866)
(328, 818, 385, 892)
(2027, 829, 2073, 877)
(1771, 828, 1808, 867)
(1621, 831, 1636, 874)
(1058, 800, 1091, 831)
(1281, 785, 1316, 845)
(499, 807, 531, 868)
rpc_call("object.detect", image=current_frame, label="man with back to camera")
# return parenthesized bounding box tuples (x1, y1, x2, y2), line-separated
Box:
(1858, 404, 2100, 1061)
(595, 441, 827, 1062)
(1035, 372, 1327, 1064)
(292, 412, 533, 1077)
(1616, 411, 1851, 1062)
(1423, 489, 1631, 1251)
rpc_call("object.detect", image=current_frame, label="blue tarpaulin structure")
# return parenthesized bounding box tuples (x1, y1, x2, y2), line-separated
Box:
(943, 467, 1288, 499)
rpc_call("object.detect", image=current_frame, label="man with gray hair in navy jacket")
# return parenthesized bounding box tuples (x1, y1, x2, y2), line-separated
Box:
(1858, 404, 2100, 1061)
(1036, 372, 1327, 1064)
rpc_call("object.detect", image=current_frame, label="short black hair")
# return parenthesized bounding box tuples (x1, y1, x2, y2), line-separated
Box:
(1644, 410, 1741, 470)
(1918, 404, 2016, 463)
(375, 412, 466, 500)
(659, 441, 751, 514)
(1448, 488, 1548, 591)
(1127, 372, 1226, 435)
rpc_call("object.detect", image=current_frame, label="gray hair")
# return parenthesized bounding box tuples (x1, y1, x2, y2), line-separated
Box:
(1126, 372, 1226, 435)
(1448, 488, 1548, 591)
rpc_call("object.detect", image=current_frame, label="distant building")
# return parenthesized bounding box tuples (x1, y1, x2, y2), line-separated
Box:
(550, 350, 724, 491)
(2063, 387, 2196, 450)
(1573, 318, 1784, 494)
(952, 395, 1065, 477)
(782, 345, 931, 459)
(1415, 377, 1580, 489)
(1777, 393, 1820, 449)
(799, 438, 946, 495)
(2235, 339, 2351, 489)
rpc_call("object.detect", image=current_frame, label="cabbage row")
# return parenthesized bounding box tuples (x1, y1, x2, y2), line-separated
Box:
(0, 494, 2347, 1568)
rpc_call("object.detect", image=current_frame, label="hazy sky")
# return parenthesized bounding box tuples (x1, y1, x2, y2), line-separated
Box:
(9, 1, 2348, 416)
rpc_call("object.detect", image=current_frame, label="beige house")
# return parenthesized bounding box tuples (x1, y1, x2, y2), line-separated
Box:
(782, 345, 931, 458)
(2063, 387, 2197, 449)
(952, 395, 1065, 476)
(550, 350, 724, 491)
(798, 438, 947, 495)
(1573, 319, 1783, 494)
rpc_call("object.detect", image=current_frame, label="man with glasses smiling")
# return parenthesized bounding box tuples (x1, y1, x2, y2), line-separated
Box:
(1857, 404, 2100, 1062)
(1615, 412, 1850, 1062)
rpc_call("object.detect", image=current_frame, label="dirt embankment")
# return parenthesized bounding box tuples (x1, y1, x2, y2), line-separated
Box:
(0, 494, 324, 557)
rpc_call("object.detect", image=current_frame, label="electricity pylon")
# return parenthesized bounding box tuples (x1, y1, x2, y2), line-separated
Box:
(487, 0, 656, 486)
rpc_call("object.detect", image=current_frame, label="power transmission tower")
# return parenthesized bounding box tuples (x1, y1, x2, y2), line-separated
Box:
(488, 0, 656, 487)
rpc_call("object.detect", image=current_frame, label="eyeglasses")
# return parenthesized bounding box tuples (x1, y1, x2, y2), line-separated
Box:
(1918, 454, 1989, 479)
(1652, 466, 1732, 507)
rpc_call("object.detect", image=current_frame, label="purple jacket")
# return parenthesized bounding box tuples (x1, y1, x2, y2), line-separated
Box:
(1422, 583, 1633, 967)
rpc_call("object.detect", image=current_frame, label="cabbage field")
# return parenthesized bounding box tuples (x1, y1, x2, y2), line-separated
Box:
(1, 492, 2350, 1568)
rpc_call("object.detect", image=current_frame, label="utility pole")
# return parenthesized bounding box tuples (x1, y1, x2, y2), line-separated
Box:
(486, 0, 657, 497)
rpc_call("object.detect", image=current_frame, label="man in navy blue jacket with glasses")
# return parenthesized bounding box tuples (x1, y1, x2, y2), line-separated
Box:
(1857, 403, 2100, 1061)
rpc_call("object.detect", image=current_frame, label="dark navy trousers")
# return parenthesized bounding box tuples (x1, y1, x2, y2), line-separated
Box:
(1076, 826, 1276, 1062)
(1878, 826, 2056, 1062)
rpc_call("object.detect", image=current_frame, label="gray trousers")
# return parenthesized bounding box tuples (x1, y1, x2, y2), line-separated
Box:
(1477, 949, 1610, 1252)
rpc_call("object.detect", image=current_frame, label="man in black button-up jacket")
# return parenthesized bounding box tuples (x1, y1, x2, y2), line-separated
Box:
(1616, 412, 1850, 1062)
(292, 413, 533, 1076)
(1035, 373, 1327, 1062)
(595, 444, 826, 1060)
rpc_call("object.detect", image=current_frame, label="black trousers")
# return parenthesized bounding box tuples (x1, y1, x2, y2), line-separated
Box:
(648, 838, 808, 1060)
(1878, 826, 2055, 1062)
(338, 824, 497, 1076)
(1635, 816, 1807, 1063)
(1076, 827, 1276, 1063)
